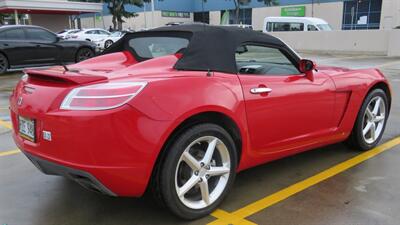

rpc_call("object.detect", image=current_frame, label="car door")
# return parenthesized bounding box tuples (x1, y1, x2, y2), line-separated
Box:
(237, 44, 336, 154)
(82, 30, 95, 41)
(0, 27, 31, 67)
(24, 27, 59, 65)
(96, 30, 110, 40)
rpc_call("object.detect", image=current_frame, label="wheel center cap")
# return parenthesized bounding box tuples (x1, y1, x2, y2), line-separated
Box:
(199, 168, 207, 177)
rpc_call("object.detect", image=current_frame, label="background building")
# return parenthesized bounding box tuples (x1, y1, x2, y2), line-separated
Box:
(0, 1, 398, 33)
(76, 0, 400, 32)
(0, 0, 102, 32)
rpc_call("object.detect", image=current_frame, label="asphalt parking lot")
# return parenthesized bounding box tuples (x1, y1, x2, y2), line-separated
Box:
(1, 54, 400, 225)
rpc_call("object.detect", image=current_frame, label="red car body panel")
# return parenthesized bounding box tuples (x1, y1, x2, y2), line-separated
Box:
(9, 51, 391, 197)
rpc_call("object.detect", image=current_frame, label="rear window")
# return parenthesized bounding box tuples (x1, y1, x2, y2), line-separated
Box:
(128, 36, 190, 59)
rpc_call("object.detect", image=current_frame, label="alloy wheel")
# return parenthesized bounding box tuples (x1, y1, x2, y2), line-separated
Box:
(362, 96, 386, 144)
(77, 49, 94, 62)
(175, 136, 231, 209)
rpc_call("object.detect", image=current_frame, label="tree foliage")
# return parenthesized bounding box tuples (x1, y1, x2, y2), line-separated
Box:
(0, 14, 6, 25)
(104, 0, 149, 30)
(230, 0, 280, 24)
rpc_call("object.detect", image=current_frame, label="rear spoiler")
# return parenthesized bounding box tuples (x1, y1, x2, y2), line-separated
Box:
(25, 68, 107, 84)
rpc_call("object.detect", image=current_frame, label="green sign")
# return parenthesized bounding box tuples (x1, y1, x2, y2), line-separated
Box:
(281, 6, 306, 17)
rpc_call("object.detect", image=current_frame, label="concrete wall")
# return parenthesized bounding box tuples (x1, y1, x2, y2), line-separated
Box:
(30, 14, 69, 32)
(381, 0, 400, 29)
(271, 29, 400, 56)
(252, 1, 344, 31)
(81, 11, 193, 30)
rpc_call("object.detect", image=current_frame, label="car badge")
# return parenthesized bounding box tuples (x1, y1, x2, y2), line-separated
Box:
(17, 97, 23, 106)
(43, 131, 52, 141)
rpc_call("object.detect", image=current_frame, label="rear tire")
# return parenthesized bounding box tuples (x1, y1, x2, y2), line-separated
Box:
(152, 123, 237, 220)
(0, 53, 8, 74)
(75, 48, 95, 62)
(347, 88, 389, 150)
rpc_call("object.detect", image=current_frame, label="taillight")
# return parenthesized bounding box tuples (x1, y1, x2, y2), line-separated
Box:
(60, 82, 147, 110)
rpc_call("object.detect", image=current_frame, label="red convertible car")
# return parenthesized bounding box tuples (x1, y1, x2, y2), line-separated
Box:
(10, 25, 391, 219)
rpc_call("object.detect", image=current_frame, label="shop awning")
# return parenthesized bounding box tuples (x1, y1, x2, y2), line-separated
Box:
(0, 0, 103, 15)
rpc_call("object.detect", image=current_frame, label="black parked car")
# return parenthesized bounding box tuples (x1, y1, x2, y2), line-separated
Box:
(0, 25, 96, 74)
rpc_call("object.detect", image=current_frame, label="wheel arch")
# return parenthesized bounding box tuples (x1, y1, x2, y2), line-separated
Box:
(368, 81, 392, 112)
(157, 111, 243, 167)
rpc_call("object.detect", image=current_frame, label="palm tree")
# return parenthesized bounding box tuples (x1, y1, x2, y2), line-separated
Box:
(230, 0, 280, 24)
(104, 0, 149, 30)
(0, 14, 6, 25)
(258, 0, 280, 6)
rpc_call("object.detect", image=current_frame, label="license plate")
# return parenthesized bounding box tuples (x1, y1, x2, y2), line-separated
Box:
(19, 116, 36, 142)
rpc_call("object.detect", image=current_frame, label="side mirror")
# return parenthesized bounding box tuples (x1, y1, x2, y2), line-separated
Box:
(299, 59, 316, 80)
(236, 45, 248, 54)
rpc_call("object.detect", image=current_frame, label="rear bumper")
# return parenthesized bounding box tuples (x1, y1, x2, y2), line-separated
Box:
(23, 150, 116, 196)
(9, 101, 170, 197)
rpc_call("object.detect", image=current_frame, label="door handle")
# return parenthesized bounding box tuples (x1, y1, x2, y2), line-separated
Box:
(250, 87, 272, 94)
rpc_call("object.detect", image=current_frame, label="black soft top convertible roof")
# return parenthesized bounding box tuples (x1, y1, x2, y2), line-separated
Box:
(103, 24, 299, 74)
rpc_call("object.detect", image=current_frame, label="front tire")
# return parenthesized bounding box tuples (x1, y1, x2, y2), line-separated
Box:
(154, 124, 237, 219)
(347, 88, 389, 150)
(0, 53, 8, 74)
(104, 40, 113, 49)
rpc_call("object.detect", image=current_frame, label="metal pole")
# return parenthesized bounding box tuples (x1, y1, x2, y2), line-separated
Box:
(311, 0, 314, 17)
(144, 2, 147, 29)
(151, 0, 155, 28)
(14, 9, 18, 25)
(101, 0, 105, 29)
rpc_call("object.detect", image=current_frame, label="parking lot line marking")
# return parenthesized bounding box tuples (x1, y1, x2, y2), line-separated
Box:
(0, 149, 20, 157)
(208, 136, 400, 224)
(0, 119, 12, 129)
(209, 209, 258, 225)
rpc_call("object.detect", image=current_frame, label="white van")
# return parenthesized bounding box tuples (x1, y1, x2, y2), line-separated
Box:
(263, 17, 332, 32)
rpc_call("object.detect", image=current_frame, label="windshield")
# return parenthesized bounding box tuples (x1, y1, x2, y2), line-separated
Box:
(129, 36, 190, 59)
(111, 32, 121, 37)
(316, 24, 332, 31)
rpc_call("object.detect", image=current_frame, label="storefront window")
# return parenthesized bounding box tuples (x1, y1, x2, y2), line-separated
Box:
(221, 8, 252, 25)
(342, 0, 382, 30)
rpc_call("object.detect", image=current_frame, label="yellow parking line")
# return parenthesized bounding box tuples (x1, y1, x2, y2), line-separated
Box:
(0, 149, 20, 157)
(0, 119, 12, 129)
(208, 136, 400, 224)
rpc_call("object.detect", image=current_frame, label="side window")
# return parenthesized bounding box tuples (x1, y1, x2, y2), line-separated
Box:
(85, 30, 94, 34)
(26, 28, 56, 42)
(235, 45, 300, 75)
(0, 29, 25, 40)
(273, 22, 304, 32)
(307, 24, 318, 31)
(99, 30, 109, 35)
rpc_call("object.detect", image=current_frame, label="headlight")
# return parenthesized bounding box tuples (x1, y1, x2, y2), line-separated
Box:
(60, 82, 147, 110)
